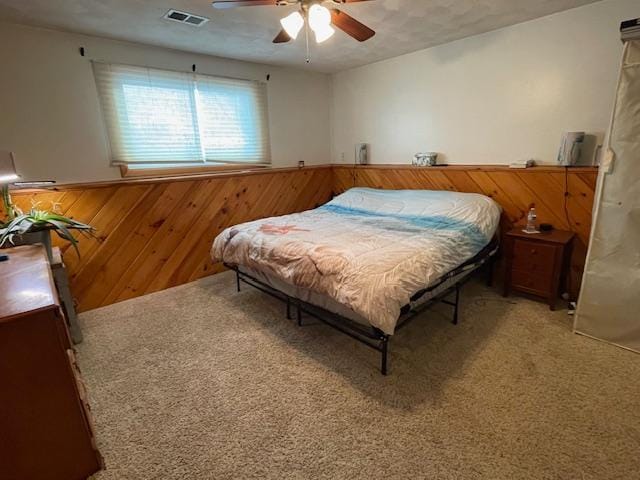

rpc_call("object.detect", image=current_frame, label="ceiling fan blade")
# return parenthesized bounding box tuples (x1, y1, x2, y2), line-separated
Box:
(273, 29, 292, 43)
(212, 0, 279, 9)
(330, 9, 375, 42)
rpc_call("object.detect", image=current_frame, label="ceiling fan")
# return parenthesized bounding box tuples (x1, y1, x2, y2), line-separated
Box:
(211, 0, 375, 45)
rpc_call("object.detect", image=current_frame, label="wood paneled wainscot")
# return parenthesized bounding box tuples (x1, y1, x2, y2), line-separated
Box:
(333, 164, 598, 298)
(4, 166, 332, 312)
(2, 164, 597, 311)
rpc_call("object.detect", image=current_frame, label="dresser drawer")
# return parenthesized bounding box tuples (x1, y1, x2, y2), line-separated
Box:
(511, 268, 551, 296)
(67, 349, 103, 465)
(512, 240, 556, 271)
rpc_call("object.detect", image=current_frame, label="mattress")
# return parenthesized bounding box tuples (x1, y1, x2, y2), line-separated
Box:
(212, 188, 501, 335)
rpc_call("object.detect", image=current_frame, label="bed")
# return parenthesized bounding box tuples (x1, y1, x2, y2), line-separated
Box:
(212, 187, 502, 374)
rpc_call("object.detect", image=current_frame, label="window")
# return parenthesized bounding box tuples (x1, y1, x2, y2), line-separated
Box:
(92, 62, 270, 169)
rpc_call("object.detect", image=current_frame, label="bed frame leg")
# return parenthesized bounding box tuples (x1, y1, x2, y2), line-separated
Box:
(296, 302, 302, 326)
(236, 271, 241, 292)
(452, 283, 460, 325)
(380, 335, 389, 375)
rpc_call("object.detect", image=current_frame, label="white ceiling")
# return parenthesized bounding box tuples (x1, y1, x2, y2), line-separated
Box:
(0, 0, 600, 73)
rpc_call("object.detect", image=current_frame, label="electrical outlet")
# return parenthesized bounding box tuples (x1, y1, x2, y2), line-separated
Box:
(340, 152, 345, 162)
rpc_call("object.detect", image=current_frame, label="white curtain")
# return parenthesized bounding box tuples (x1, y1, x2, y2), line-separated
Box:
(574, 39, 640, 353)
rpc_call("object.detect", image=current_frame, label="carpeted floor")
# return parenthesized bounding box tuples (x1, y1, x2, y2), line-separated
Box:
(77, 272, 640, 480)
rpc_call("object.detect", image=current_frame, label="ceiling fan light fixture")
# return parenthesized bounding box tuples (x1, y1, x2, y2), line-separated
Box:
(280, 11, 304, 40)
(313, 25, 335, 43)
(308, 4, 333, 43)
(308, 4, 331, 30)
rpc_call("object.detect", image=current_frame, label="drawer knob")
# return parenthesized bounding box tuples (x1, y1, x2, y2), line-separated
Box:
(531, 249, 537, 254)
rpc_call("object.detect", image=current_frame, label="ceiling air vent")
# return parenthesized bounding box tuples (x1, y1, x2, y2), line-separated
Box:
(164, 9, 209, 27)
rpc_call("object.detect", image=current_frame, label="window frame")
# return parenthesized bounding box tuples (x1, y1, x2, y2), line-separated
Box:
(118, 162, 270, 178)
(92, 62, 272, 177)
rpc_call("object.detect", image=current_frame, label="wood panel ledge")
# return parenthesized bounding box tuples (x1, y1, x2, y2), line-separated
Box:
(332, 164, 599, 173)
(13, 164, 333, 192)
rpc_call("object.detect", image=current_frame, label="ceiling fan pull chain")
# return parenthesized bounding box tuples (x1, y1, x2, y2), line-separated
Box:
(305, 21, 310, 63)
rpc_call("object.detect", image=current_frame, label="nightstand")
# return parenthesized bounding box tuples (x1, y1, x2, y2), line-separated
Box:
(503, 228, 574, 310)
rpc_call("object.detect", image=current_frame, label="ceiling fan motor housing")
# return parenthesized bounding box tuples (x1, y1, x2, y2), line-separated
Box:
(276, 0, 350, 7)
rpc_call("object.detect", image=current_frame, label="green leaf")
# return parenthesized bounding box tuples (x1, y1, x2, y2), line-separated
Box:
(0, 207, 94, 255)
(0, 215, 31, 248)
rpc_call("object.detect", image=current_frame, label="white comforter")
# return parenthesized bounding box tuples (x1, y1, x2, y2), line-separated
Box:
(212, 188, 501, 335)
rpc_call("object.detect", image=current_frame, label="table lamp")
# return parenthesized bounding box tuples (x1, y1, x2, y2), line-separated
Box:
(1, 152, 56, 262)
(0, 151, 19, 183)
(1, 152, 18, 261)
(1, 150, 55, 218)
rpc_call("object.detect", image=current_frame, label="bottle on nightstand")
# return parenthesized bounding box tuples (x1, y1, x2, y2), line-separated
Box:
(523, 207, 539, 234)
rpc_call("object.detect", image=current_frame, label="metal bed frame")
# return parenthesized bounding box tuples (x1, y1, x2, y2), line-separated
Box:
(225, 239, 498, 375)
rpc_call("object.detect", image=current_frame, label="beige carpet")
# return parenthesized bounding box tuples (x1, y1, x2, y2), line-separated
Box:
(77, 272, 640, 480)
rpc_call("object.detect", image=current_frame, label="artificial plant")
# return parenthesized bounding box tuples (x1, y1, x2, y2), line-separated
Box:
(0, 185, 94, 256)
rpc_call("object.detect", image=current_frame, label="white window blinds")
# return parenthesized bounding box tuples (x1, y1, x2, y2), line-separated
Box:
(92, 62, 270, 165)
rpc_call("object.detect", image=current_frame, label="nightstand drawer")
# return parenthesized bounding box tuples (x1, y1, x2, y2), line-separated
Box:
(512, 240, 556, 269)
(511, 268, 551, 296)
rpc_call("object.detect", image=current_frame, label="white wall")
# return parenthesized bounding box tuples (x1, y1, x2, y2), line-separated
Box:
(332, 0, 639, 166)
(0, 23, 332, 184)
(2, 0, 637, 182)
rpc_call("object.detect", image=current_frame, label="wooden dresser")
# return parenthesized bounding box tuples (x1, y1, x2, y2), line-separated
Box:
(0, 245, 102, 480)
(503, 228, 575, 310)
